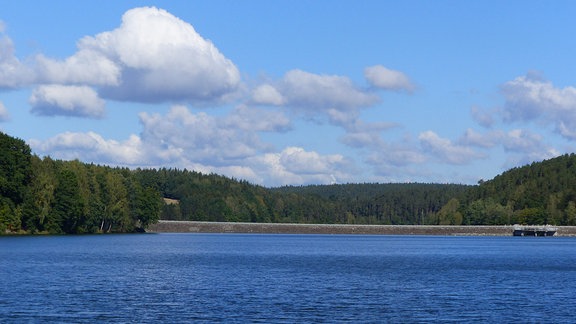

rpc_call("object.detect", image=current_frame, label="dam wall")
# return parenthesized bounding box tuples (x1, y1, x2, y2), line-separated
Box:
(147, 220, 576, 236)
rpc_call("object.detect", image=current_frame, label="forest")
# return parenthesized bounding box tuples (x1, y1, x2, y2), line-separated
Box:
(1, 130, 576, 234)
(0, 132, 162, 234)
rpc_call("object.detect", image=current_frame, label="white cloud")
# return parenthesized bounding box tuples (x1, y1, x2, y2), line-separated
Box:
(339, 119, 396, 147)
(0, 30, 33, 89)
(364, 65, 414, 92)
(363, 141, 431, 182)
(366, 143, 426, 167)
(29, 131, 144, 164)
(35, 51, 120, 86)
(419, 130, 484, 164)
(36, 7, 240, 104)
(279, 146, 345, 174)
(29, 112, 354, 186)
(29, 85, 105, 118)
(280, 69, 379, 110)
(250, 147, 354, 186)
(177, 146, 355, 186)
(500, 129, 556, 157)
(458, 128, 498, 148)
(226, 105, 291, 132)
(251, 69, 383, 135)
(456, 127, 560, 171)
(326, 108, 360, 126)
(138, 105, 283, 165)
(470, 106, 495, 128)
(501, 74, 576, 140)
(251, 84, 285, 106)
(499, 129, 560, 169)
(340, 132, 375, 148)
(0, 101, 9, 121)
(558, 122, 576, 140)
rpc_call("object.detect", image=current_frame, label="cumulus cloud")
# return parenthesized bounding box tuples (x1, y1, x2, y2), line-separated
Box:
(35, 51, 120, 86)
(30, 103, 290, 173)
(339, 119, 397, 148)
(501, 74, 576, 140)
(367, 141, 426, 167)
(251, 84, 285, 106)
(500, 129, 554, 155)
(226, 105, 291, 132)
(360, 139, 432, 182)
(138, 105, 293, 166)
(470, 106, 495, 128)
(29, 105, 354, 186)
(457, 127, 560, 171)
(499, 129, 560, 168)
(36, 7, 240, 104)
(29, 131, 144, 164)
(0, 27, 33, 89)
(419, 130, 484, 164)
(280, 69, 379, 110)
(458, 128, 499, 148)
(250, 147, 354, 186)
(0, 101, 9, 121)
(29, 85, 105, 118)
(251, 69, 385, 138)
(253, 70, 379, 112)
(279, 147, 345, 174)
(364, 65, 414, 92)
(558, 122, 576, 140)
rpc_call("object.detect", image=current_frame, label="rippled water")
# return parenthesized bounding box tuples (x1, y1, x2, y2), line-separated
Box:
(2, 233, 576, 322)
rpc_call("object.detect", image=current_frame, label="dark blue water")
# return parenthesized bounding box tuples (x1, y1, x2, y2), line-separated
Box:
(2, 234, 576, 323)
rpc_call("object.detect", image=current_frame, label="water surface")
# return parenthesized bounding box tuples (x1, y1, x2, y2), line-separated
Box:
(2, 234, 575, 322)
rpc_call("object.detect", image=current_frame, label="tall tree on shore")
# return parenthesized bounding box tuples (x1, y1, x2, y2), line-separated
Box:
(52, 168, 85, 234)
(0, 132, 31, 232)
(0, 132, 31, 205)
(21, 156, 57, 233)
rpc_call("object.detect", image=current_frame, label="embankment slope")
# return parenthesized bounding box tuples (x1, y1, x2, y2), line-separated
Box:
(148, 220, 576, 236)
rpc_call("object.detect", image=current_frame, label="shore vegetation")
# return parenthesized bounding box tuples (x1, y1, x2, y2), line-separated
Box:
(2, 131, 576, 234)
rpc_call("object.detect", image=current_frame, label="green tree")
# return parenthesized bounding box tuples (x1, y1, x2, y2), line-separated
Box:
(565, 201, 576, 225)
(103, 172, 130, 232)
(52, 168, 85, 234)
(134, 186, 162, 229)
(21, 156, 57, 233)
(0, 132, 32, 205)
(0, 198, 20, 233)
(436, 198, 462, 225)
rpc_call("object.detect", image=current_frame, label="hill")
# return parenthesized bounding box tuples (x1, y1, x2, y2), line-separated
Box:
(463, 153, 576, 225)
(2, 130, 576, 233)
(272, 183, 471, 225)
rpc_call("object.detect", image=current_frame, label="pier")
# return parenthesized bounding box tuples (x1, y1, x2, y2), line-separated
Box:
(512, 225, 557, 236)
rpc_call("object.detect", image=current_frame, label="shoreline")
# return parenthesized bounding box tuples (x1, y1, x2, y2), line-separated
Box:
(147, 220, 576, 236)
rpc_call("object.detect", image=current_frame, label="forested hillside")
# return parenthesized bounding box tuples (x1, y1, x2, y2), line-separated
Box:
(2, 130, 576, 234)
(0, 132, 162, 234)
(462, 154, 576, 225)
(132, 170, 471, 225)
(272, 183, 472, 225)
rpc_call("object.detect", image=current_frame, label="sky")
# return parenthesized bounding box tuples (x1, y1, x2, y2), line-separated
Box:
(1, 1, 576, 187)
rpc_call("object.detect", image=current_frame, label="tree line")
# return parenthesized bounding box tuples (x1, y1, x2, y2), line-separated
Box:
(461, 153, 576, 226)
(0, 132, 162, 234)
(2, 130, 576, 234)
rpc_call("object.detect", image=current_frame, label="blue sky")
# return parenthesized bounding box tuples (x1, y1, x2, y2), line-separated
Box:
(1, 1, 576, 186)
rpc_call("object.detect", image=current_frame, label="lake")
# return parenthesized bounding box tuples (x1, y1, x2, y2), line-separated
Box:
(2, 233, 576, 322)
